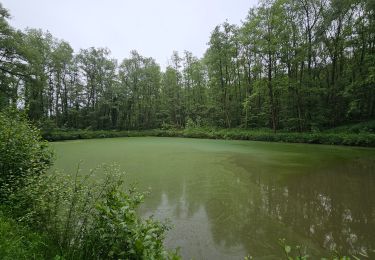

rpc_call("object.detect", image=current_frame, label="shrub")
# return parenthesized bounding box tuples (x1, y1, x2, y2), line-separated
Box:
(13, 164, 179, 259)
(0, 109, 53, 202)
(185, 117, 194, 129)
(85, 182, 175, 259)
(42, 127, 375, 147)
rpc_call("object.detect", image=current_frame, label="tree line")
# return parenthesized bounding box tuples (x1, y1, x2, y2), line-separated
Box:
(1, 0, 374, 132)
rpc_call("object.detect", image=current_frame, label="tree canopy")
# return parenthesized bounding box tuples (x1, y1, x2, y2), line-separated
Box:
(0, 0, 374, 131)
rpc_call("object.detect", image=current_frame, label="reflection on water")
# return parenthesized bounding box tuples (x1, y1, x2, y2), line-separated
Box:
(52, 138, 375, 259)
(137, 146, 375, 259)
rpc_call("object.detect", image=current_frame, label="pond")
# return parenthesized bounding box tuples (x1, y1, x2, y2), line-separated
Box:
(51, 137, 375, 259)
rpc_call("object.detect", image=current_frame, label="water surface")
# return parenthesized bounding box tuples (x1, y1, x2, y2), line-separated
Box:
(51, 137, 375, 259)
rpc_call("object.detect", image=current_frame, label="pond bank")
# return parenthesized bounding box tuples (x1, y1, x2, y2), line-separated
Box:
(43, 128, 375, 147)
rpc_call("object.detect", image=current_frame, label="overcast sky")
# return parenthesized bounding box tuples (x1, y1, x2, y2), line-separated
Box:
(2, 0, 257, 69)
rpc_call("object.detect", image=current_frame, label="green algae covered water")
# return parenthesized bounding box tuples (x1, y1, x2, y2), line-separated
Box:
(51, 137, 375, 259)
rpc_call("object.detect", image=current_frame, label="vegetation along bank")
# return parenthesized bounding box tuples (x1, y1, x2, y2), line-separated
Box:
(43, 124, 375, 147)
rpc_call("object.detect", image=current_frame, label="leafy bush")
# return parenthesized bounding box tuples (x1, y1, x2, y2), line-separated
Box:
(12, 164, 179, 259)
(0, 109, 53, 201)
(86, 181, 176, 259)
(327, 120, 375, 134)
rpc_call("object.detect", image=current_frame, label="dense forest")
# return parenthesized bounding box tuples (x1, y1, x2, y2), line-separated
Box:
(1, 0, 374, 132)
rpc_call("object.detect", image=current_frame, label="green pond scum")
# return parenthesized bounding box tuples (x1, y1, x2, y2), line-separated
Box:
(51, 137, 375, 259)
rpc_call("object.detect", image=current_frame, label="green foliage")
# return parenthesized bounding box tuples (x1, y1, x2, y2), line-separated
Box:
(87, 183, 176, 259)
(12, 165, 179, 259)
(0, 109, 53, 201)
(1, 0, 375, 132)
(43, 128, 375, 147)
(278, 239, 309, 260)
(0, 211, 46, 260)
(326, 120, 375, 134)
(185, 117, 198, 129)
